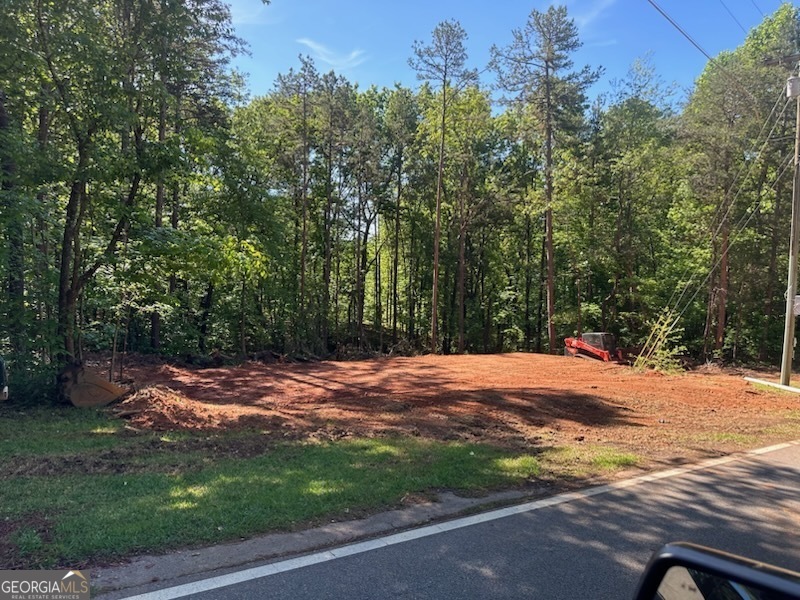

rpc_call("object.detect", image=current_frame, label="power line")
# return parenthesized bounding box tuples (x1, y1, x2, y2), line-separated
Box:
(639, 151, 795, 366)
(645, 0, 761, 107)
(670, 95, 791, 316)
(706, 94, 790, 248)
(718, 0, 747, 35)
(664, 88, 788, 312)
(646, 0, 715, 63)
(640, 2, 796, 365)
(671, 150, 793, 328)
(749, 0, 764, 17)
(640, 92, 794, 363)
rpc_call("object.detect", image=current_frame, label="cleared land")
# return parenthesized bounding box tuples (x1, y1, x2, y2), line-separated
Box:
(1, 353, 799, 569)
(120, 353, 799, 459)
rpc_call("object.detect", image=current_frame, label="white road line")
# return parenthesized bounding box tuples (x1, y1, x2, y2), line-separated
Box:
(121, 440, 800, 600)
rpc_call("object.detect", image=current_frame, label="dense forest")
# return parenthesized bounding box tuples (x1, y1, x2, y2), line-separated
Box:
(1, 1, 800, 399)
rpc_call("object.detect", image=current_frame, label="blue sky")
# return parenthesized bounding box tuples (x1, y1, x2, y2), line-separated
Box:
(227, 0, 787, 103)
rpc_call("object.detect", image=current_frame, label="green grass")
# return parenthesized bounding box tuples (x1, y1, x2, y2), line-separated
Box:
(763, 414, 800, 437)
(749, 381, 800, 396)
(0, 408, 128, 456)
(537, 445, 639, 476)
(0, 408, 636, 568)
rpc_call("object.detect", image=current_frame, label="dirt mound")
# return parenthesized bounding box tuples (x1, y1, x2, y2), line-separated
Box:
(114, 385, 295, 433)
(114, 386, 227, 431)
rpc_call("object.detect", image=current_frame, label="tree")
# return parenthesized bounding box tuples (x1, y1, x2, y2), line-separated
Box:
(0, 0, 246, 396)
(275, 56, 319, 347)
(577, 58, 676, 339)
(491, 5, 599, 353)
(313, 71, 353, 348)
(446, 87, 495, 352)
(346, 87, 388, 349)
(385, 86, 419, 344)
(681, 4, 798, 360)
(409, 20, 477, 353)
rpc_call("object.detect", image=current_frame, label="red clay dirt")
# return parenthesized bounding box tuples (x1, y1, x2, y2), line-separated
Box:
(116, 353, 800, 461)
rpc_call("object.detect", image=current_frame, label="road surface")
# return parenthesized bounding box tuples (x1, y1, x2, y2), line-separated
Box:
(124, 442, 800, 600)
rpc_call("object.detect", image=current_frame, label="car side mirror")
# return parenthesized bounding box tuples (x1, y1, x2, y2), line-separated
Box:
(634, 543, 800, 600)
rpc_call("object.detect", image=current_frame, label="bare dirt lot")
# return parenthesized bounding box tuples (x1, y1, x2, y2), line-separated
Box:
(118, 353, 800, 463)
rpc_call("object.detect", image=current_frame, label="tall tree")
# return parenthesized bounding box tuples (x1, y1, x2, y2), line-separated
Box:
(447, 87, 495, 352)
(275, 56, 319, 347)
(491, 5, 598, 353)
(313, 71, 352, 349)
(346, 87, 388, 349)
(385, 86, 419, 344)
(0, 0, 244, 377)
(409, 20, 477, 353)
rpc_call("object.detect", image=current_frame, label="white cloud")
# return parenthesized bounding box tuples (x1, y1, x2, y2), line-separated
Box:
(296, 38, 367, 70)
(228, 0, 277, 26)
(587, 38, 619, 48)
(573, 0, 618, 29)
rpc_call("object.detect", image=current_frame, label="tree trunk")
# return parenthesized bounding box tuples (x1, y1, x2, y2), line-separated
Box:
(576, 269, 582, 338)
(353, 185, 368, 348)
(543, 63, 557, 353)
(169, 97, 181, 296)
(322, 138, 334, 349)
(34, 95, 52, 362)
(110, 306, 122, 382)
(714, 226, 729, 354)
(57, 145, 90, 362)
(150, 96, 167, 351)
(702, 248, 717, 360)
(240, 276, 247, 356)
(375, 212, 383, 350)
(457, 225, 466, 354)
(0, 89, 25, 358)
(431, 80, 447, 353)
(299, 184, 308, 330)
(524, 213, 532, 351)
(441, 255, 452, 355)
(536, 232, 546, 353)
(333, 190, 343, 340)
(393, 151, 403, 344)
(359, 219, 370, 349)
(299, 91, 310, 339)
(198, 282, 214, 354)
(457, 175, 468, 354)
(484, 291, 492, 353)
(407, 212, 416, 343)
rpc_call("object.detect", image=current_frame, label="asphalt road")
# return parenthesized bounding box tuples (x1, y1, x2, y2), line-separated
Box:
(129, 443, 800, 600)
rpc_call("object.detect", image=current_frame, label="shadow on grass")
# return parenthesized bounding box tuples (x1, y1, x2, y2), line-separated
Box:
(0, 436, 565, 568)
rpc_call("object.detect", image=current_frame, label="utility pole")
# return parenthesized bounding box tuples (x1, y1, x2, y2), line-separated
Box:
(780, 70, 800, 386)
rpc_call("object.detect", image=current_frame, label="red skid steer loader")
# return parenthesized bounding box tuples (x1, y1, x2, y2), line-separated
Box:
(564, 332, 625, 362)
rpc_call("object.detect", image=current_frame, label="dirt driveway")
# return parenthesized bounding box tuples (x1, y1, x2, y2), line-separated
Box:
(116, 353, 800, 463)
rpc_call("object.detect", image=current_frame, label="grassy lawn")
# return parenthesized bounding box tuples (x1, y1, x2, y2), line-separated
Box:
(0, 407, 638, 568)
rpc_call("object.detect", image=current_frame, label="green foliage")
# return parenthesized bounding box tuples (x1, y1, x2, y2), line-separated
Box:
(0, 1, 798, 390)
(635, 311, 687, 374)
(4, 366, 59, 407)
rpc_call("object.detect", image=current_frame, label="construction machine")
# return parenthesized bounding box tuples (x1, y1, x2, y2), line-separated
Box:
(58, 362, 126, 407)
(564, 332, 625, 362)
